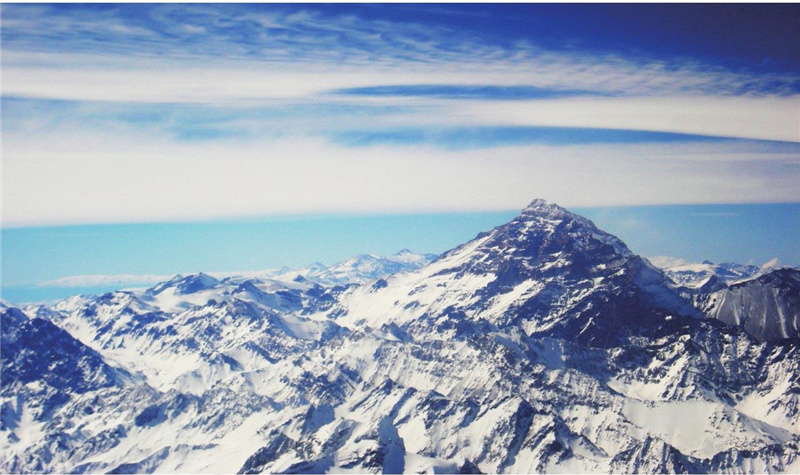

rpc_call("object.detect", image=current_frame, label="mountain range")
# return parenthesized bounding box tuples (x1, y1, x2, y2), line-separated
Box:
(2, 199, 799, 473)
(653, 259, 763, 290)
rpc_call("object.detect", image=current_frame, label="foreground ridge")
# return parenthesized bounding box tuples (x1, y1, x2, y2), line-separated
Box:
(2, 200, 799, 474)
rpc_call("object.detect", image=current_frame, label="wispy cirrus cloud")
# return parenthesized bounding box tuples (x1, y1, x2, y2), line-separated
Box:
(3, 4, 798, 100)
(3, 5, 798, 144)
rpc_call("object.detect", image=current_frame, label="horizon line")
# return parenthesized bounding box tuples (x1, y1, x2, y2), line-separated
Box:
(4, 200, 800, 230)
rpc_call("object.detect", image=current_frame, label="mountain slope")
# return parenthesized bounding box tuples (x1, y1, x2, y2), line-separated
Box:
(46, 279, 344, 393)
(702, 268, 800, 343)
(1, 307, 128, 397)
(0, 307, 152, 473)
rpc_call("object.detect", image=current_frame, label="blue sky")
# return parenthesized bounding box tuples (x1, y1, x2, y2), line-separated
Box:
(1, 4, 798, 302)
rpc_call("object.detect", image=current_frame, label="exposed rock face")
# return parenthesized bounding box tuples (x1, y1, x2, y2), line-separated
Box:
(703, 268, 800, 343)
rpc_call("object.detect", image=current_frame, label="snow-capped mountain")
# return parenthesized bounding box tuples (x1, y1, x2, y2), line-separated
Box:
(334, 198, 701, 348)
(201, 250, 436, 288)
(149, 272, 221, 296)
(2, 200, 799, 473)
(269, 249, 438, 286)
(651, 258, 762, 290)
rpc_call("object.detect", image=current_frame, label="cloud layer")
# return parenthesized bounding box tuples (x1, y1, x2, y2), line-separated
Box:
(2, 4, 798, 227)
(5, 130, 798, 227)
(37, 273, 174, 288)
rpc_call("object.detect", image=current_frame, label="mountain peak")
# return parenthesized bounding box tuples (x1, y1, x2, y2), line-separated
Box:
(344, 199, 697, 347)
(446, 199, 635, 274)
(525, 197, 554, 207)
(507, 199, 631, 257)
(761, 257, 781, 270)
(429, 200, 638, 293)
(149, 272, 219, 295)
(521, 198, 572, 219)
(709, 267, 800, 342)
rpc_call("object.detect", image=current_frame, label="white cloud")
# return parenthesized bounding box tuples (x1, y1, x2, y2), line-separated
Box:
(3, 133, 798, 227)
(3, 50, 797, 102)
(5, 62, 798, 143)
(38, 273, 173, 288)
(3, 50, 798, 143)
(4, 4, 797, 104)
(451, 96, 800, 143)
(3, 5, 796, 95)
(647, 256, 690, 269)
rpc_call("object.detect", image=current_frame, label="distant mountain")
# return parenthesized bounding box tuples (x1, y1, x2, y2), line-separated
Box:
(2, 200, 799, 473)
(150, 272, 220, 295)
(269, 249, 438, 286)
(652, 258, 761, 289)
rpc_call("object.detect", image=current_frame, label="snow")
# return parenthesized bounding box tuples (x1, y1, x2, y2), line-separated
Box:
(174, 411, 277, 473)
(737, 376, 800, 434)
(622, 399, 792, 459)
(402, 452, 460, 474)
(652, 258, 761, 288)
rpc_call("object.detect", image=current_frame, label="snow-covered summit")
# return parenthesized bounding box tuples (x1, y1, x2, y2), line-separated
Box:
(519, 198, 585, 222)
(652, 257, 762, 289)
(149, 272, 220, 295)
(336, 199, 696, 347)
(389, 248, 434, 265)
